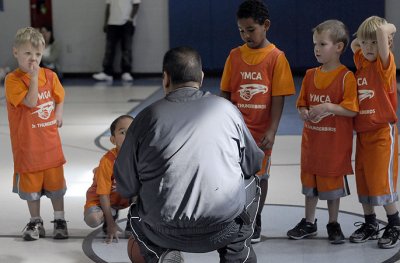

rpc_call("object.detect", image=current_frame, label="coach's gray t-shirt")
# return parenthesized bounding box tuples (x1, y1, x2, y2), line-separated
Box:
(115, 87, 263, 233)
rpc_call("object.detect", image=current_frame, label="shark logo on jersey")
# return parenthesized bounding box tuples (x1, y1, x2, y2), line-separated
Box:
(358, 90, 374, 103)
(32, 101, 54, 120)
(310, 112, 335, 123)
(238, 84, 268, 101)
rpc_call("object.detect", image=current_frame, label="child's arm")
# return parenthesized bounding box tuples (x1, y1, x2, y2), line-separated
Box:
(220, 90, 231, 101)
(377, 23, 396, 69)
(259, 96, 284, 150)
(350, 38, 361, 54)
(99, 195, 120, 243)
(309, 103, 357, 120)
(55, 101, 64, 127)
(23, 62, 40, 108)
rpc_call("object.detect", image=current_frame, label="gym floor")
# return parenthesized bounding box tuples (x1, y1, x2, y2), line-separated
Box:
(0, 76, 399, 263)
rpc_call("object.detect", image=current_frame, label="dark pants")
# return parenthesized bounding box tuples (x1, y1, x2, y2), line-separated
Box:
(128, 176, 260, 263)
(103, 22, 135, 75)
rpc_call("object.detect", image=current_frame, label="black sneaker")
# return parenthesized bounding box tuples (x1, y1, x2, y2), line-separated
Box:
(158, 249, 184, 263)
(326, 222, 345, 244)
(52, 219, 69, 239)
(251, 214, 261, 243)
(349, 222, 379, 243)
(378, 224, 400, 249)
(287, 218, 317, 240)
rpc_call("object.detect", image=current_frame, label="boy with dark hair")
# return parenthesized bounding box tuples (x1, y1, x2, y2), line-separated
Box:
(220, 0, 295, 243)
(84, 115, 133, 243)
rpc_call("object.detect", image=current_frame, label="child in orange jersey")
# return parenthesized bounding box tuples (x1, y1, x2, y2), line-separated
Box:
(287, 20, 358, 244)
(220, 0, 295, 243)
(5, 27, 68, 241)
(84, 115, 133, 243)
(349, 16, 398, 249)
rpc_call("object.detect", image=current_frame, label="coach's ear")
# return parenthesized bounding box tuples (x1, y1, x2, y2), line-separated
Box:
(162, 71, 172, 94)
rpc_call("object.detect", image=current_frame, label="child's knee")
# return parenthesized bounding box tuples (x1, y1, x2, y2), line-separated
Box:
(84, 211, 104, 228)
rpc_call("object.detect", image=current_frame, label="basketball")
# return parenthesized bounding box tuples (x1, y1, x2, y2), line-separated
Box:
(127, 236, 146, 263)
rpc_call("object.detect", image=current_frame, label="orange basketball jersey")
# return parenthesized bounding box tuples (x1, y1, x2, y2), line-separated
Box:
(221, 44, 295, 145)
(353, 50, 397, 132)
(297, 66, 358, 176)
(5, 68, 65, 173)
(85, 148, 130, 209)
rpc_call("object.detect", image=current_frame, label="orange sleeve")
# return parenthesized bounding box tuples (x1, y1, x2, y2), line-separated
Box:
(220, 54, 233, 92)
(95, 155, 113, 195)
(296, 72, 310, 108)
(5, 74, 28, 107)
(52, 72, 65, 103)
(377, 51, 396, 92)
(271, 53, 295, 96)
(339, 72, 359, 112)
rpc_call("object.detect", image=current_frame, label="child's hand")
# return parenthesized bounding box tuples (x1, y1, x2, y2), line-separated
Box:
(308, 104, 329, 121)
(259, 130, 276, 151)
(298, 108, 310, 121)
(28, 61, 40, 77)
(55, 111, 63, 127)
(105, 221, 122, 244)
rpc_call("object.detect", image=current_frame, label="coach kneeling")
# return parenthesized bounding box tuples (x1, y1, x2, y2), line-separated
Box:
(115, 46, 263, 263)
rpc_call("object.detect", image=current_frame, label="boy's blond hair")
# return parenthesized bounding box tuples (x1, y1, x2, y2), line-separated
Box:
(356, 16, 387, 40)
(14, 27, 45, 48)
(313, 19, 349, 53)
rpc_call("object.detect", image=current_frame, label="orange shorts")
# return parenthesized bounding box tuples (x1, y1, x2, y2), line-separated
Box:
(13, 166, 66, 201)
(256, 153, 271, 180)
(301, 172, 350, 200)
(355, 124, 398, 205)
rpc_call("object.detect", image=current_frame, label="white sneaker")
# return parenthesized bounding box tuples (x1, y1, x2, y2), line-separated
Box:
(93, 72, 113, 81)
(121, 72, 133, 81)
(22, 219, 45, 241)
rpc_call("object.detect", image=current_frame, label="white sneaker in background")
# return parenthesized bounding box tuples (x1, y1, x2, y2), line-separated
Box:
(93, 72, 113, 81)
(121, 72, 134, 82)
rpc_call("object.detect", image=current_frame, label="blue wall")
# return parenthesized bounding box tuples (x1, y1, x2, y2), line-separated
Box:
(169, 0, 384, 72)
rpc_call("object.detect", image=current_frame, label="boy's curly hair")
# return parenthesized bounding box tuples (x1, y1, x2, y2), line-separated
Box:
(237, 0, 269, 25)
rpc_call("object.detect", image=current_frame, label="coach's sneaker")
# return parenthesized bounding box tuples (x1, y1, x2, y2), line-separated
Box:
(378, 224, 400, 249)
(287, 218, 317, 240)
(22, 219, 45, 241)
(158, 250, 184, 263)
(52, 219, 69, 239)
(251, 214, 262, 243)
(349, 222, 379, 243)
(327, 222, 345, 244)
